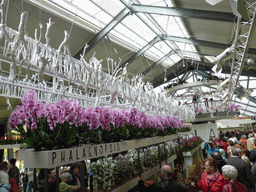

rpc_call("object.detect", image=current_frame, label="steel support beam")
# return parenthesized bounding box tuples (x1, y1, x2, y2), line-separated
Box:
(130, 4, 235, 22)
(151, 60, 185, 87)
(239, 108, 256, 115)
(181, 71, 191, 82)
(175, 49, 210, 58)
(164, 36, 255, 54)
(74, 8, 130, 58)
(141, 51, 174, 75)
(120, 0, 181, 66)
(119, 36, 161, 68)
(153, 67, 187, 87)
(196, 70, 211, 78)
(152, 59, 256, 88)
(164, 35, 256, 54)
(234, 100, 256, 109)
(235, 89, 256, 104)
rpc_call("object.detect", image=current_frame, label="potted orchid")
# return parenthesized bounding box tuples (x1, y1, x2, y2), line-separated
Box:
(182, 136, 203, 152)
(9, 90, 187, 151)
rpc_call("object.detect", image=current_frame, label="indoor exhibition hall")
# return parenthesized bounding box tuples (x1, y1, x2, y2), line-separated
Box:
(0, 0, 256, 192)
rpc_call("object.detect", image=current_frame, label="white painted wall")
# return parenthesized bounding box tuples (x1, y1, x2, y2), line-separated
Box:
(192, 122, 218, 144)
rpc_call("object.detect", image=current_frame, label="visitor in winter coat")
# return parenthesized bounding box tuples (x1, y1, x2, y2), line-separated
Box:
(226, 148, 255, 192)
(211, 152, 226, 174)
(191, 158, 226, 192)
(8, 158, 19, 187)
(59, 172, 80, 192)
(205, 142, 220, 156)
(221, 165, 247, 192)
(138, 165, 187, 192)
(0, 161, 11, 192)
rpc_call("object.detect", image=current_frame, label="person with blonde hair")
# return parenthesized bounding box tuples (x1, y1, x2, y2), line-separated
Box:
(222, 165, 247, 192)
(247, 134, 255, 151)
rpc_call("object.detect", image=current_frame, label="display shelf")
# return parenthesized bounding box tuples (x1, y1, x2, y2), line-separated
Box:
(182, 145, 203, 174)
(18, 134, 178, 168)
(0, 143, 25, 150)
(111, 154, 177, 192)
(182, 145, 202, 157)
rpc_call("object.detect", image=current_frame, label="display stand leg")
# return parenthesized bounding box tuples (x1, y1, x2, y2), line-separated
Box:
(136, 148, 141, 178)
(164, 143, 167, 165)
(178, 136, 184, 174)
(80, 162, 85, 192)
(89, 174, 93, 192)
(158, 144, 161, 169)
(33, 168, 36, 192)
(56, 167, 59, 192)
(89, 160, 94, 192)
(44, 169, 48, 192)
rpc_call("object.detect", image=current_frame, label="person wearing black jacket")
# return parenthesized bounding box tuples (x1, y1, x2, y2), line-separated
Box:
(226, 148, 255, 192)
(138, 165, 187, 192)
(211, 152, 226, 174)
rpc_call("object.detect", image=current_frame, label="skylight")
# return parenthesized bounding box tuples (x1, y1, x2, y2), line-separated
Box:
(51, 0, 198, 68)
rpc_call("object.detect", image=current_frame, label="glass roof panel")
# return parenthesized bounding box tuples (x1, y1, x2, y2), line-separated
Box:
(133, 37, 148, 47)
(122, 15, 156, 41)
(110, 30, 142, 48)
(162, 58, 174, 68)
(94, 11, 113, 25)
(90, 0, 125, 16)
(154, 42, 170, 54)
(248, 80, 256, 89)
(52, 0, 200, 84)
(250, 91, 256, 97)
(169, 54, 182, 62)
(239, 81, 247, 88)
(72, 0, 101, 14)
(153, 15, 171, 26)
(146, 46, 165, 59)
(239, 76, 249, 80)
(138, 0, 172, 6)
(114, 23, 129, 34)
(76, 10, 98, 27)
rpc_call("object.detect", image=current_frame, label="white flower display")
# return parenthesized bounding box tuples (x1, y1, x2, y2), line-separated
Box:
(91, 140, 178, 191)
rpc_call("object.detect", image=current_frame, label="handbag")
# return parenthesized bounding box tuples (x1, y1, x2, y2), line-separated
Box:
(230, 182, 238, 192)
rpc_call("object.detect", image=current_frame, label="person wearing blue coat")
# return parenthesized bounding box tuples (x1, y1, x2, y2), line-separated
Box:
(205, 142, 220, 156)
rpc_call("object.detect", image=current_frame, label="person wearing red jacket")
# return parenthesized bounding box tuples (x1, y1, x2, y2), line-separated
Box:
(191, 158, 226, 192)
(221, 165, 247, 192)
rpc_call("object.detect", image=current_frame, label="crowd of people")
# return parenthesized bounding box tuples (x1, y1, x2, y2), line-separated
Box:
(2, 129, 256, 192)
(198, 129, 256, 192)
(0, 160, 89, 192)
(137, 129, 256, 192)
